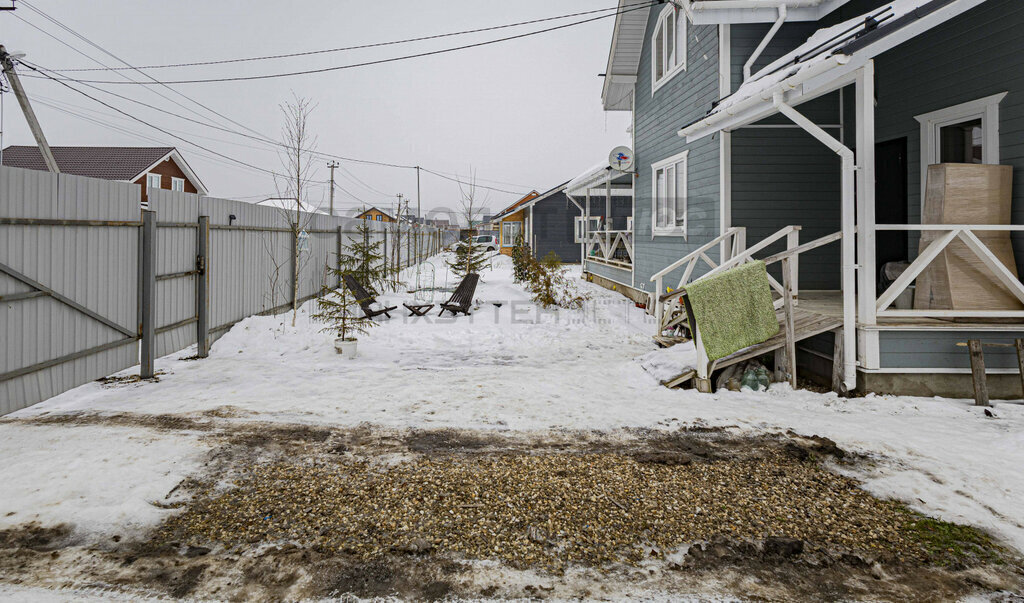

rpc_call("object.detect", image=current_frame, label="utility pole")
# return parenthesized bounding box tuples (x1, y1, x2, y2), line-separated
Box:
(326, 160, 338, 216)
(1, 46, 58, 173)
(415, 165, 421, 224)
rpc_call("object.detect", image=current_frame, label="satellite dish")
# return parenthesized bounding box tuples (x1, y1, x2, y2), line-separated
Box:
(609, 146, 633, 172)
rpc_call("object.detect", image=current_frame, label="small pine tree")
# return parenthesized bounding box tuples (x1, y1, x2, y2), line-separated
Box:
(510, 234, 532, 283)
(526, 252, 589, 309)
(313, 245, 377, 342)
(446, 232, 490, 277)
(349, 219, 388, 295)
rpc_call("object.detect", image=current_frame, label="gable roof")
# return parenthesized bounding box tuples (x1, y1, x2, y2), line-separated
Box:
(599, 0, 855, 110)
(680, 0, 983, 140)
(601, 0, 652, 111)
(356, 206, 395, 220)
(491, 190, 540, 221)
(0, 145, 208, 193)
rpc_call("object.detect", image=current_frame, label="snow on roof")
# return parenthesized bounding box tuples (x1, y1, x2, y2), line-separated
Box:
(685, 0, 970, 136)
(566, 160, 633, 196)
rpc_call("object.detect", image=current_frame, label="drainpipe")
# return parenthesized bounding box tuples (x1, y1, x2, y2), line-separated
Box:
(744, 5, 787, 81)
(772, 92, 857, 392)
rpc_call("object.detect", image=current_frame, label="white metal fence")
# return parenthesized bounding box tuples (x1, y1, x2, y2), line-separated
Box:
(0, 166, 452, 415)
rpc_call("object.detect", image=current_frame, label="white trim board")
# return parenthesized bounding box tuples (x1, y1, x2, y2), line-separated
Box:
(650, 149, 689, 238)
(914, 92, 1007, 204)
(651, 4, 688, 96)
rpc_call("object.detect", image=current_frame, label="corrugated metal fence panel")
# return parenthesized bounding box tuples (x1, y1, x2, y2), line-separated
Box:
(0, 166, 140, 415)
(205, 197, 290, 343)
(150, 189, 200, 358)
(2, 168, 448, 412)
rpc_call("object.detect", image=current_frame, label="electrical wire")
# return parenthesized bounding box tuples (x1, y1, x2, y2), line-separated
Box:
(24, 2, 657, 85)
(16, 1, 272, 142)
(21, 63, 283, 177)
(44, 5, 629, 72)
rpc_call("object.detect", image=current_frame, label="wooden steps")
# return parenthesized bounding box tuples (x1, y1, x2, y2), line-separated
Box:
(661, 307, 842, 389)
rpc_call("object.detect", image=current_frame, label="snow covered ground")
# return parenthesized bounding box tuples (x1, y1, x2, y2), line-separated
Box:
(2, 252, 1024, 594)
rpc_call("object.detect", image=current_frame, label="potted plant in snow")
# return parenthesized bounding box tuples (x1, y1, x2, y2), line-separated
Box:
(313, 246, 377, 358)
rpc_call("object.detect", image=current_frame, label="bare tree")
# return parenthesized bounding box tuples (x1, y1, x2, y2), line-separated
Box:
(447, 168, 490, 277)
(275, 94, 319, 327)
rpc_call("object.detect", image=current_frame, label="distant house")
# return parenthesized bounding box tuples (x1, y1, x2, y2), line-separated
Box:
(491, 191, 540, 255)
(356, 207, 395, 222)
(1, 146, 207, 206)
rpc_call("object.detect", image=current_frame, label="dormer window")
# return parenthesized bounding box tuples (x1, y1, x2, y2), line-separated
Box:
(651, 4, 687, 94)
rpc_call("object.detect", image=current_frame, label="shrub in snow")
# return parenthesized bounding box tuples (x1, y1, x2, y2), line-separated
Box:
(510, 234, 532, 283)
(525, 252, 589, 310)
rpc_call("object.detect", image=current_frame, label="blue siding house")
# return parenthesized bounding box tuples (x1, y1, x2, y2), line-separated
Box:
(574, 0, 1024, 397)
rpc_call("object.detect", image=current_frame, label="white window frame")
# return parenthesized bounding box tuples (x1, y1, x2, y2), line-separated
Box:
(501, 220, 522, 246)
(170, 177, 185, 192)
(651, 4, 687, 95)
(915, 92, 1006, 204)
(146, 173, 162, 189)
(574, 216, 602, 243)
(651, 149, 689, 238)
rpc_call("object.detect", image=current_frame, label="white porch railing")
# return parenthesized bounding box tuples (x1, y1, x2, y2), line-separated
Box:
(651, 226, 804, 333)
(586, 229, 633, 268)
(874, 224, 1024, 319)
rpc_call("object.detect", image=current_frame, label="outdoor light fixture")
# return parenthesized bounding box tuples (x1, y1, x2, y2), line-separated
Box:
(228, 214, 236, 225)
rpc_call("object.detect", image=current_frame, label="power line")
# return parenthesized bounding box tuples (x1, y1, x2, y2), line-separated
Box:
(44, 5, 628, 72)
(25, 62, 532, 196)
(8, 10, 543, 196)
(21, 63, 282, 177)
(24, 2, 657, 86)
(17, 1, 273, 142)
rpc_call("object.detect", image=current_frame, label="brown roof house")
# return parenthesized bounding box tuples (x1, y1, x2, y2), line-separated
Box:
(356, 207, 396, 222)
(1, 145, 208, 206)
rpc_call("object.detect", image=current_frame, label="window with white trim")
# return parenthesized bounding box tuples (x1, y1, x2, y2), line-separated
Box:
(651, 150, 688, 237)
(501, 221, 522, 246)
(574, 216, 602, 243)
(916, 92, 1006, 198)
(171, 177, 185, 192)
(146, 173, 162, 189)
(651, 4, 687, 93)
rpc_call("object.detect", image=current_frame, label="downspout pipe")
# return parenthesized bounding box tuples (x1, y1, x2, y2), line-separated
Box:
(773, 93, 857, 392)
(744, 5, 787, 81)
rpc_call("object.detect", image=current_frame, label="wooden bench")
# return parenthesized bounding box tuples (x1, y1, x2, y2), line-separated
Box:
(438, 273, 479, 317)
(342, 274, 397, 319)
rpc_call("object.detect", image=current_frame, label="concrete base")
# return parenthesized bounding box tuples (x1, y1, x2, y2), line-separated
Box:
(584, 272, 650, 307)
(858, 371, 1024, 400)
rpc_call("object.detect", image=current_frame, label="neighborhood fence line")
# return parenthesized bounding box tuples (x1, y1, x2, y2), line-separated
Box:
(0, 165, 454, 415)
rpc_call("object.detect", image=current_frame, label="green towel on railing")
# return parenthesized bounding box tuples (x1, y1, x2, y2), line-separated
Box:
(685, 260, 779, 362)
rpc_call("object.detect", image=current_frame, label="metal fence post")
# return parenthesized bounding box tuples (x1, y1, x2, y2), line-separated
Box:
(196, 215, 210, 358)
(140, 210, 156, 378)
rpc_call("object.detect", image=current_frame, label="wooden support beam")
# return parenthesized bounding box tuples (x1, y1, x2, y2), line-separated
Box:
(967, 339, 990, 407)
(782, 257, 797, 388)
(831, 328, 845, 395)
(1016, 339, 1024, 401)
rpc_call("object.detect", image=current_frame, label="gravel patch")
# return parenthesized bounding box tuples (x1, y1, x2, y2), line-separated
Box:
(157, 450, 938, 572)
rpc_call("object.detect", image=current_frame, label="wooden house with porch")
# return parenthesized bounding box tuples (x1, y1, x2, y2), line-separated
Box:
(580, 0, 1024, 397)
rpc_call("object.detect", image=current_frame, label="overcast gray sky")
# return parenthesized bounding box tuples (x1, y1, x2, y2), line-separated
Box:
(1, 0, 632, 219)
